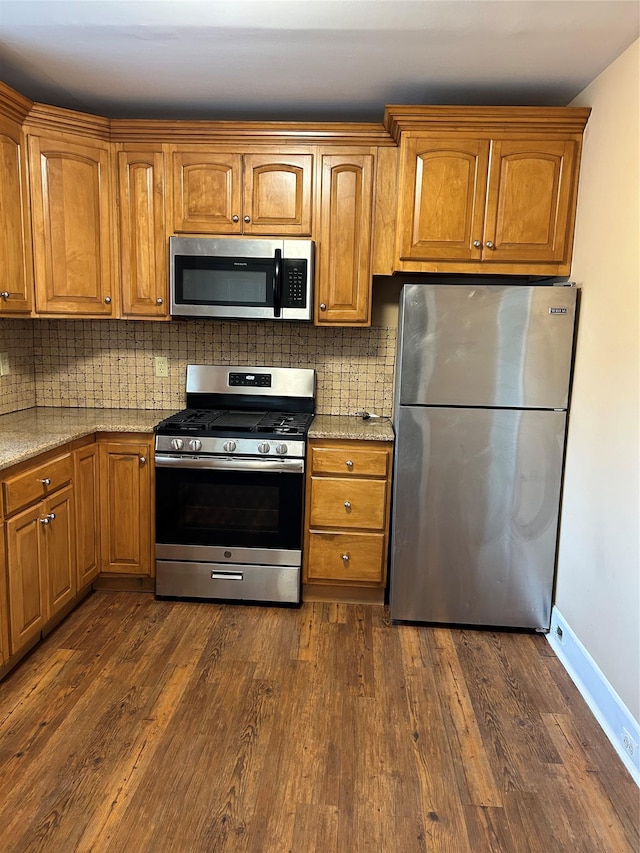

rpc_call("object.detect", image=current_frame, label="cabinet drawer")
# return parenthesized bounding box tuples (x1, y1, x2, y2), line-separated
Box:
(2, 453, 73, 517)
(310, 478, 386, 529)
(311, 446, 390, 477)
(307, 532, 385, 583)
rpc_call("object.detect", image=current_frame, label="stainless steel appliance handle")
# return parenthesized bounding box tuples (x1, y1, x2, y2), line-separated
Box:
(155, 454, 304, 474)
(273, 247, 282, 318)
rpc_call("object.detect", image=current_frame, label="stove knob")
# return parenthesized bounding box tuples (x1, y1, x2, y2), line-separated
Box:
(170, 438, 184, 451)
(223, 440, 237, 453)
(275, 443, 288, 455)
(189, 439, 202, 452)
(258, 442, 271, 454)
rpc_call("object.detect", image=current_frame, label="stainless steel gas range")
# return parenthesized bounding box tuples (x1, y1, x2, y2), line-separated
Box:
(154, 364, 315, 604)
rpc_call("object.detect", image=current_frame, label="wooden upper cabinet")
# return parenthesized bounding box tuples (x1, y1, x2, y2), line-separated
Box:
(0, 116, 33, 314)
(172, 150, 241, 233)
(398, 135, 578, 271)
(315, 152, 374, 326)
(484, 139, 577, 264)
(398, 137, 489, 263)
(28, 134, 115, 315)
(171, 147, 313, 236)
(386, 106, 590, 276)
(243, 154, 312, 235)
(117, 147, 168, 318)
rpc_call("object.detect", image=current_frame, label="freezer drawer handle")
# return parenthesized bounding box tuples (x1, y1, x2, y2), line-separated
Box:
(211, 571, 244, 581)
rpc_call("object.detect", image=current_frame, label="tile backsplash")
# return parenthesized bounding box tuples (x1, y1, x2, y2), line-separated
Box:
(1, 319, 396, 417)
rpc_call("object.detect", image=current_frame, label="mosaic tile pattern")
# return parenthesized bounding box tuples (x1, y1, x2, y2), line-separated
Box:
(0, 320, 37, 415)
(22, 319, 397, 417)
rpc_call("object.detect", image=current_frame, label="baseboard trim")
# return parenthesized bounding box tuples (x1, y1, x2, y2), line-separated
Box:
(547, 606, 639, 786)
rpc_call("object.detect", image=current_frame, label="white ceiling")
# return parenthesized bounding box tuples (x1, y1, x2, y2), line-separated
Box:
(0, 0, 638, 122)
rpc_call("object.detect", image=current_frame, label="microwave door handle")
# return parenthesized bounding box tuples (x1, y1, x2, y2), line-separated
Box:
(273, 248, 282, 317)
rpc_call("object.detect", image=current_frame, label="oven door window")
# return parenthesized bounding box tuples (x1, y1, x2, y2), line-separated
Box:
(156, 466, 303, 550)
(175, 257, 275, 307)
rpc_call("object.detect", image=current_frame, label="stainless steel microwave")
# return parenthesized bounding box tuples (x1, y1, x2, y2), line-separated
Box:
(170, 237, 314, 321)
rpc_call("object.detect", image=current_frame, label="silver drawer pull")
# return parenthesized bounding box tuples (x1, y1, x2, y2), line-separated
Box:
(345, 459, 353, 469)
(342, 553, 350, 564)
(344, 501, 351, 510)
(40, 478, 51, 485)
(211, 571, 243, 581)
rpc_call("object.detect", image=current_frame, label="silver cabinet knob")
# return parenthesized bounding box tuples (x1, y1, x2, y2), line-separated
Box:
(345, 459, 353, 469)
(275, 443, 288, 455)
(104, 296, 112, 304)
(188, 440, 202, 452)
(342, 553, 350, 564)
(320, 303, 327, 311)
(0, 291, 9, 299)
(40, 516, 50, 525)
(48, 512, 55, 521)
(232, 215, 239, 223)
(170, 438, 184, 451)
(156, 297, 163, 305)
(485, 241, 495, 249)
(344, 501, 351, 510)
(40, 478, 51, 485)
(223, 440, 237, 453)
(473, 240, 482, 248)
(244, 215, 251, 223)
(139, 456, 147, 465)
(258, 442, 271, 454)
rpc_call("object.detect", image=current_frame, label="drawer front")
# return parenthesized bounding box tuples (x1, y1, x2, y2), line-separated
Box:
(310, 478, 386, 529)
(2, 453, 73, 516)
(307, 532, 385, 583)
(311, 446, 389, 478)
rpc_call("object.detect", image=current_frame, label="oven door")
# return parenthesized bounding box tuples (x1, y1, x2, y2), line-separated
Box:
(155, 454, 305, 559)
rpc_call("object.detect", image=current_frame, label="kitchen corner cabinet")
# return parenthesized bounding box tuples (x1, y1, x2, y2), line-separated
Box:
(28, 133, 116, 316)
(98, 435, 153, 577)
(117, 146, 168, 318)
(3, 452, 76, 655)
(315, 151, 375, 326)
(171, 147, 313, 236)
(303, 439, 393, 603)
(0, 115, 33, 314)
(74, 442, 101, 588)
(0, 524, 9, 667)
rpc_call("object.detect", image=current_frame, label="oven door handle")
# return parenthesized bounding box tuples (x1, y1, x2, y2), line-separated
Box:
(154, 454, 305, 474)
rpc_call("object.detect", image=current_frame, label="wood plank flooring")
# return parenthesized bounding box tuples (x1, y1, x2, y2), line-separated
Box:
(0, 591, 637, 852)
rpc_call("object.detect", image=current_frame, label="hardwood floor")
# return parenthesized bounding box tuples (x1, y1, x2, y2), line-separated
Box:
(0, 592, 637, 852)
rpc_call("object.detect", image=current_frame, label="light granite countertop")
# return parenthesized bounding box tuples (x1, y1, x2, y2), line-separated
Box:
(0, 407, 394, 472)
(309, 414, 394, 442)
(0, 407, 175, 471)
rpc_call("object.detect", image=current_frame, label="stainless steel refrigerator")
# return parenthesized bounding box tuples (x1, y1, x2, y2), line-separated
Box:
(389, 283, 578, 630)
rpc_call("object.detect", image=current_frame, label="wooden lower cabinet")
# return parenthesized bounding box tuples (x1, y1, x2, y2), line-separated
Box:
(5, 483, 76, 656)
(0, 524, 9, 666)
(98, 435, 153, 578)
(74, 442, 101, 588)
(303, 438, 393, 603)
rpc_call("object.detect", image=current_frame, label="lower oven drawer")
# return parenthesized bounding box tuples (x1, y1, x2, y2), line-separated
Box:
(156, 561, 300, 604)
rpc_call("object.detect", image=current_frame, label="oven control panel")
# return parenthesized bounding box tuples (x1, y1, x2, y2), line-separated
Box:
(228, 372, 272, 388)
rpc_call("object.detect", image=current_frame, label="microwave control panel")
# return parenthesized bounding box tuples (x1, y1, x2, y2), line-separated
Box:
(281, 259, 308, 308)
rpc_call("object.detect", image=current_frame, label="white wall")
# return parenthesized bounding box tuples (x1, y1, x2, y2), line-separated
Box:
(556, 40, 640, 721)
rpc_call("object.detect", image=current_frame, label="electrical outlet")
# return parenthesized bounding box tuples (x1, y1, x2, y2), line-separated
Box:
(554, 624, 565, 644)
(154, 356, 169, 378)
(622, 729, 637, 758)
(0, 352, 9, 376)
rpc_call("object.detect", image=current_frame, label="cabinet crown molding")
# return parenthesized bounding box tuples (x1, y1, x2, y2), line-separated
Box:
(24, 103, 111, 141)
(0, 81, 33, 124)
(384, 105, 592, 142)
